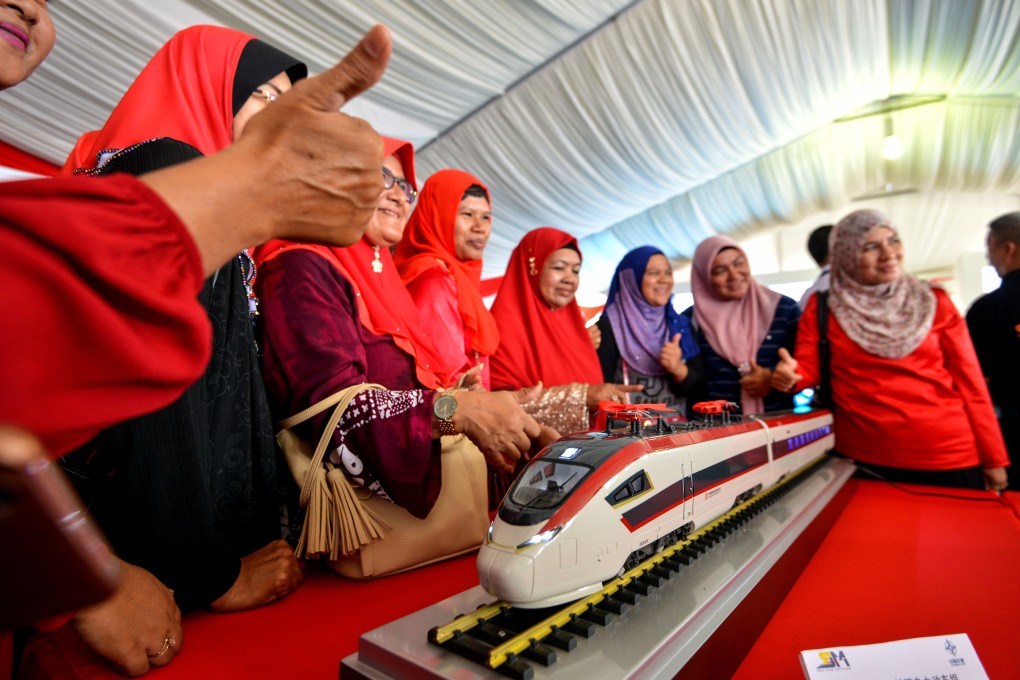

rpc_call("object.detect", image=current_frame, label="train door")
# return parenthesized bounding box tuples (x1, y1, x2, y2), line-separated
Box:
(682, 452, 693, 529)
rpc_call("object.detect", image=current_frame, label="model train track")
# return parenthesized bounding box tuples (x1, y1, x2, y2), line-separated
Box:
(428, 455, 829, 680)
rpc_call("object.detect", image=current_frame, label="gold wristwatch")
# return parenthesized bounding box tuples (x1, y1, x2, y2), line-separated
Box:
(433, 390, 459, 436)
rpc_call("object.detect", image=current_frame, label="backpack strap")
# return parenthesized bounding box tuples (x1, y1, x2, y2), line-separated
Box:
(816, 291, 831, 409)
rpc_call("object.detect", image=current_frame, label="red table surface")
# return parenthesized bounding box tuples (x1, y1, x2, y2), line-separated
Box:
(20, 483, 1020, 680)
(731, 483, 1020, 680)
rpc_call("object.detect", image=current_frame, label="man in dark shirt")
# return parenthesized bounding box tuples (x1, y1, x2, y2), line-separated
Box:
(966, 212, 1020, 490)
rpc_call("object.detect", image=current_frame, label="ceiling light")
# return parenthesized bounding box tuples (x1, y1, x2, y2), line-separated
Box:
(882, 134, 903, 160)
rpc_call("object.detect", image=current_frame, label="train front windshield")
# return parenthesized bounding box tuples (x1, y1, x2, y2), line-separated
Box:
(510, 460, 589, 509)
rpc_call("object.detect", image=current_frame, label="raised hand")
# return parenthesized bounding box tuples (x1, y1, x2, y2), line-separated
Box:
(141, 25, 394, 275)
(659, 333, 688, 381)
(771, 348, 803, 392)
(739, 359, 773, 398)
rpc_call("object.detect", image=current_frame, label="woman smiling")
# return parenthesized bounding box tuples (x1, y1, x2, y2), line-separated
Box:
(490, 228, 640, 438)
(683, 236, 800, 415)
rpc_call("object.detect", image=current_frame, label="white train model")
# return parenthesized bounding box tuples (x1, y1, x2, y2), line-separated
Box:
(477, 403, 834, 608)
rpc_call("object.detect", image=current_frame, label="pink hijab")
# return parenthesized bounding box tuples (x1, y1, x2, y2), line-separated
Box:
(691, 235, 781, 414)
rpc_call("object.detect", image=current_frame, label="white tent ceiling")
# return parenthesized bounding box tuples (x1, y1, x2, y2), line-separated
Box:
(3, 0, 1019, 299)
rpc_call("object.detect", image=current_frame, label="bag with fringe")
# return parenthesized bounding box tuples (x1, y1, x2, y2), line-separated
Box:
(275, 382, 488, 578)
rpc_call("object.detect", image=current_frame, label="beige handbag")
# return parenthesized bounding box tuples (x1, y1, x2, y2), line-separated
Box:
(275, 383, 489, 579)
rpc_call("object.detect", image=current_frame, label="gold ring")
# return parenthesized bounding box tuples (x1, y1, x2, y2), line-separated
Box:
(155, 637, 175, 657)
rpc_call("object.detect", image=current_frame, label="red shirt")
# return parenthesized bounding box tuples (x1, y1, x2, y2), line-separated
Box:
(796, 289, 1008, 471)
(405, 267, 491, 390)
(1, 175, 210, 457)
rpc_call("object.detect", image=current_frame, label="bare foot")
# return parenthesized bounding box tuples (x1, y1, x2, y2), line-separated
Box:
(209, 540, 304, 612)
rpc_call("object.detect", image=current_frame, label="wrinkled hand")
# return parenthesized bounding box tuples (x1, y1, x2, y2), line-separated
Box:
(587, 324, 602, 350)
(772, 348, 803, 393)
(209, 540, 304, 613)
(71, 560, 182, 677)
(984, 467, 1008, 493)
(536, 424, 561, 449)
(142, 25, 393, 275)
(659, 333, 687, 381)
(739, 360, 773, 399)
(455, 363, 486, 391)
(586, 383, 644, 408)
(455, 386, 542, 472)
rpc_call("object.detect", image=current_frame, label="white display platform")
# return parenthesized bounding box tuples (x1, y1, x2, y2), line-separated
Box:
(341, 457, 856, 680)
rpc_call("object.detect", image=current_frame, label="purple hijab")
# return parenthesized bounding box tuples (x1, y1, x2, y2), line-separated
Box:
(604, 246, 697, 375)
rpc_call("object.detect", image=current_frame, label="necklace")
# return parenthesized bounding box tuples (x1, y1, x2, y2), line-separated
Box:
(372, 246, 383, 273)
(238, 249, 258, 321)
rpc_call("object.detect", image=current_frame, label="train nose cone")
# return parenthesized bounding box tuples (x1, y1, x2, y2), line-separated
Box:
(477, 544, 535, 603)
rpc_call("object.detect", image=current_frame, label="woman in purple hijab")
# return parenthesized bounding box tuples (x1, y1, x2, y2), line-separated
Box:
(596, 246, 703, 416)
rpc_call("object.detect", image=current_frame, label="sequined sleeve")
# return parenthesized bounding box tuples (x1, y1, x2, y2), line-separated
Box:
(521, 383, 589, 435)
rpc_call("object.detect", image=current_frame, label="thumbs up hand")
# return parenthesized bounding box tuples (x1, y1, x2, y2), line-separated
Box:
(236, 24, 392, 246)
(659, 333, 688, 382)
(771, 348, 803, 392)
(142, 25, 395, 275)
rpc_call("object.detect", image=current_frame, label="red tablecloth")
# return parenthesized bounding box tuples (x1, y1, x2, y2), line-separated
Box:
(732, 484, 1020, 680)
(20, 483, 1020, 679)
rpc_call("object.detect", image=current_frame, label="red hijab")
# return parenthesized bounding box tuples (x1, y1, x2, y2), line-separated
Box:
(62, 25, 305, 173)
(490, 228, 603, 389)
(254, 138, 453, 389)
(393, 168, 500, 356)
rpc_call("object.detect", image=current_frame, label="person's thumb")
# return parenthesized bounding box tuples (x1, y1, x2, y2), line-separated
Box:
(777, 347, 797, 367)
(300, 25, 392, 112)
(515, 382, 543, 405)
(670, 333, 681, 346)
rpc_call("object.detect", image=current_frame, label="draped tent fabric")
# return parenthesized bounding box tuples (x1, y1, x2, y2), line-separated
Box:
(3, 0, 1020, 300)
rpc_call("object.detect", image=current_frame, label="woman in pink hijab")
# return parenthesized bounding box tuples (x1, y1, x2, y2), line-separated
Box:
(682, 235, 801, 414)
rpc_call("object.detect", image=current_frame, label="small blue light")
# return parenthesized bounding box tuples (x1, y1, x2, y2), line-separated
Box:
(792, 388, 814, 408)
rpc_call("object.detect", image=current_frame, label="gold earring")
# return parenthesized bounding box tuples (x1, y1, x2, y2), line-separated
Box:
(528, 256, 537, 276)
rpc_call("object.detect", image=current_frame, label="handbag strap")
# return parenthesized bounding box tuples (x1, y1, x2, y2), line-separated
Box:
(277, 383, 384, 507)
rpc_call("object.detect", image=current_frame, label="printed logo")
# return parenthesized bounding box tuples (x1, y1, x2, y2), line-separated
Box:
(816, 650, 851, 670)
(945, 638, 966, 667)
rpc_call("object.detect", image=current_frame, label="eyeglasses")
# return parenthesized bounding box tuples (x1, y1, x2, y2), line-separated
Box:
(381, 166, 417, 204)
(251, 88, 279, 105)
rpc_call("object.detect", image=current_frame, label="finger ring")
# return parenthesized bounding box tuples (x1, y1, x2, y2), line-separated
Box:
(610, 395, 620, 402)
(155, 637, 175, 657)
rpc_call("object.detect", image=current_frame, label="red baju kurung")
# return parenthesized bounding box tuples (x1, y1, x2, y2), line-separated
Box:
(1, 175, 210, 457)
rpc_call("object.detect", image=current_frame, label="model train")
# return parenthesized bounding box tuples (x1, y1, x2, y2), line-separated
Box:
(477, 403, 834, 608)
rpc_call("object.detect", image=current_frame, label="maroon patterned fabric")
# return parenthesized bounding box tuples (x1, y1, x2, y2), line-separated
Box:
(257, 249, 441, 518)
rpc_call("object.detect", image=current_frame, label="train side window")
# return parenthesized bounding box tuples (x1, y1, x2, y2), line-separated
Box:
(607, 470, 651, 507)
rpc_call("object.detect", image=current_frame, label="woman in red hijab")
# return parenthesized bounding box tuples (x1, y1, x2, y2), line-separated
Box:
(256, 140, 539, 520)
(394, 169, 499, 389)
(491, 228, 641, 436)
(56, 26, 307, 620)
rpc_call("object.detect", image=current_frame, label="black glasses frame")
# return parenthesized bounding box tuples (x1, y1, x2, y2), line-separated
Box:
(381, 166, 417, 204)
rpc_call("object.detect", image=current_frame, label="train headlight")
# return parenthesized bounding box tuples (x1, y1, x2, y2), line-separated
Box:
(516, 526, 562, 550)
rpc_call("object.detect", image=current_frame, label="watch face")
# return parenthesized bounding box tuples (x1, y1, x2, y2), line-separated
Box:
(434, 394, 458, 420)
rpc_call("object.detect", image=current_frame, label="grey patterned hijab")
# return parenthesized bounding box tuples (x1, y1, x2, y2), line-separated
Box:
(829, 209, 936, 359)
